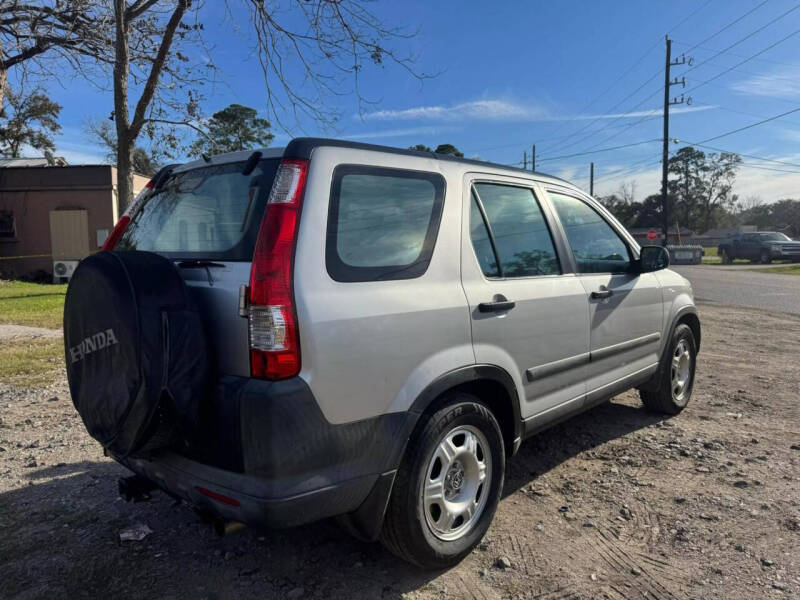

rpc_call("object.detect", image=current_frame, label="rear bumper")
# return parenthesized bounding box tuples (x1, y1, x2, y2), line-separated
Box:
(121, 451, 386, 529)
(116, 375, 413, 534)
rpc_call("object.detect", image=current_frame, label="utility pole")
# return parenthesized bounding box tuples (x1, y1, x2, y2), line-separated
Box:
(523, 150, 528, 170)
(531, 144, 536, 171)
(590, 162, 594, 196)
(661, 35, 689, 246)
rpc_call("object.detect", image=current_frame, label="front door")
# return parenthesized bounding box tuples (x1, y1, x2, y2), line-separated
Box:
(460, 177, 590, 421)
(545, 190, 663, 398)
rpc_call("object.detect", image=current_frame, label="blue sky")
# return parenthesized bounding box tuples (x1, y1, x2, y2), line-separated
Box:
(22, 0, 800, 202)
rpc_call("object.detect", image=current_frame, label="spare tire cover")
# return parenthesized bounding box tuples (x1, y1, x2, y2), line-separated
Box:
(64, 251, 209, 458)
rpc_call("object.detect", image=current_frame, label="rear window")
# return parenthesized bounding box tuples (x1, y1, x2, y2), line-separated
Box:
(117, 158, 280, 260)
(326, 165, 445, 282)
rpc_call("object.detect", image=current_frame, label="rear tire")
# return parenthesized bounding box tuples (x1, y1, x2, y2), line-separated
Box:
(760, 250, 772, 264)
(380, 393, 505, 569)
(640, 324, 697, 415)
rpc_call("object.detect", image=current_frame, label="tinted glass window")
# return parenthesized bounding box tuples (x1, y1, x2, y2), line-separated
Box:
(549, 192, 631, 274)
(472, 183, 559, 277)
(0, 211, 14, 238)
(117, 159, 279, 260)
(326, 165, 445, 282)
(470, 192, 499, 277)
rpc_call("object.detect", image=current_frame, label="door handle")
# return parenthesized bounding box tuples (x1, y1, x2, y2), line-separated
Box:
(478, 295, 516, 313)
(591, 288, 613, 299)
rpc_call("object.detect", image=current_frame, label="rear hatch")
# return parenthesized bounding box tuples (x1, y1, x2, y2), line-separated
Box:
(115, 151, 282, 378)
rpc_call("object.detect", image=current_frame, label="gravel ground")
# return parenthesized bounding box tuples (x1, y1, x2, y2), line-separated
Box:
(0, 324, 62, 341)
(1, 303, 798, 600)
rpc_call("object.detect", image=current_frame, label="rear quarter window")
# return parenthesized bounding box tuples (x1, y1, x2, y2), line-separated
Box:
(326, 165, 445, 282)
(117, 158, 280, 260)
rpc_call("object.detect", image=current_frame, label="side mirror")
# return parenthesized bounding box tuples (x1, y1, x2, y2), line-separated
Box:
(638, 245, 670, 273)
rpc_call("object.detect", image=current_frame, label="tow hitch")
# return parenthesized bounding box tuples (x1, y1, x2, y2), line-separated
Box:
(118, 474, 158, 502)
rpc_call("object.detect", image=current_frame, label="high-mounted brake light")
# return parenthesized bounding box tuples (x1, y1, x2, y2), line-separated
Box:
(248, 159, 308, 380)
(101, 179, 155, 251)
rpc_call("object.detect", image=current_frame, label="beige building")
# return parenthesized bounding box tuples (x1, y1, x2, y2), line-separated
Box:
(0, 163, 149, 280)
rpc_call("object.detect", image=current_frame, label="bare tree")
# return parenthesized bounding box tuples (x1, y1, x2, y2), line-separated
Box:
(617, 180, 637, 204)
(0, 1, 111, 112)
(4, 2, 424, 209)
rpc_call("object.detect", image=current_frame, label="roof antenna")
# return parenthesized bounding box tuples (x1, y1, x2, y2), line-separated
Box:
(202, 153, 211, 163)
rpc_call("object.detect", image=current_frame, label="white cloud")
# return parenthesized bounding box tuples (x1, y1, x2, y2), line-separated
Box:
(577, 105, 714, 120)
(731, 67, 800, 99)
(361, 99, 545, 122)
(360, 98, 714, 123)
(343, 126, 455, 140)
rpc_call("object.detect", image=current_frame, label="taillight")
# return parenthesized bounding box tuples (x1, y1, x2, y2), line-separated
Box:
(102, 179, 154, 251)
(248, 159, 308, 379)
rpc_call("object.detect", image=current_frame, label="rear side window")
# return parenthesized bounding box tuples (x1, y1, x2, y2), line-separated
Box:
(117, 158, 280, 260)
(470, 183, 560, 278)
(326, 165, 445, 282)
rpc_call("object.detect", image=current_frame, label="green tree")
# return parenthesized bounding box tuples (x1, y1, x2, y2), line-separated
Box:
(408, 143, 464, 157)
(770, 199, 800, 238)
(667, 146, 705, 229)
(0, 88, 61, 157)
(190, 104, 274, 156)
(85, 118, 159, 176)
(434, 143, 464, 157)
(668, 146, 741, 233)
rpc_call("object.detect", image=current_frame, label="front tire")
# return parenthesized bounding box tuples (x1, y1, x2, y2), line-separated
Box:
(720, 249, 732, 264)
(380, 394, 505, 569)
(640, 323, 697, 415)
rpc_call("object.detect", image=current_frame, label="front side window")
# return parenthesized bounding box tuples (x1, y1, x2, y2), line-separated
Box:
(326, 165, 445, 282)
(549, 191, 631, 274)
(470, 183, 560, 278)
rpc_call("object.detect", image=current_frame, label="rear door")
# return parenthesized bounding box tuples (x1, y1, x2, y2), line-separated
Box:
(460, 174, 590, 421)
(116, 154, 281, 377)
(544, 189, 663, 398)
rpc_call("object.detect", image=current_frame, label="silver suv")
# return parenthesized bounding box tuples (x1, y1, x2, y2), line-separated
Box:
(72, 138, 700, 569)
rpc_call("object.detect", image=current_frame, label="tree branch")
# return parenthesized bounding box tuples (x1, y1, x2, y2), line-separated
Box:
(129, 0, 187, 138)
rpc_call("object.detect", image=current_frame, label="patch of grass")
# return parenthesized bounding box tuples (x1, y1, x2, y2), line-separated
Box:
(0, 338, 64, 387)
(755, 264, 800, 276)
(703, 246, 718, 257)
(0, 280, 66, 329)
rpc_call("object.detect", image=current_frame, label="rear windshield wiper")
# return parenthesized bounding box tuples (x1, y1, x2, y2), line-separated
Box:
(177, 260, 225, 269)
(176, 260, 225, 287)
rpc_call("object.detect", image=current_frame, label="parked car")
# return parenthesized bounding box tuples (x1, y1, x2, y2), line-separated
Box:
(718, 231, 800, 264)
(63, 138, 701, 569)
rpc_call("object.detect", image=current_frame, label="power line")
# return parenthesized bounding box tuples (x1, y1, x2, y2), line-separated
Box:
(537, 0, 713, 153)
(545, 0, 779, 157)
(536, 138, 662, 163)
(694, 102, 800, 127)
(681, 0, 771, 53)
(678, 141, 800, 169)
(737, 162, 800, 174)
(682, 2, 800, 78)
(697, 107, 800, 144)
(672, 39, 800, 69)
(684, 28, 800, 96)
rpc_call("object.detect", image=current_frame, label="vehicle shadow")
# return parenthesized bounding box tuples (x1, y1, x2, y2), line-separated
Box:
(0, 398, 666, 599)
(502, 398, 668, 499)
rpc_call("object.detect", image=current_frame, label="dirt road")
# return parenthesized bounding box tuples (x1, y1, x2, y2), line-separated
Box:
(674, 265, 800, 315)
(1, 303, 798, 599)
